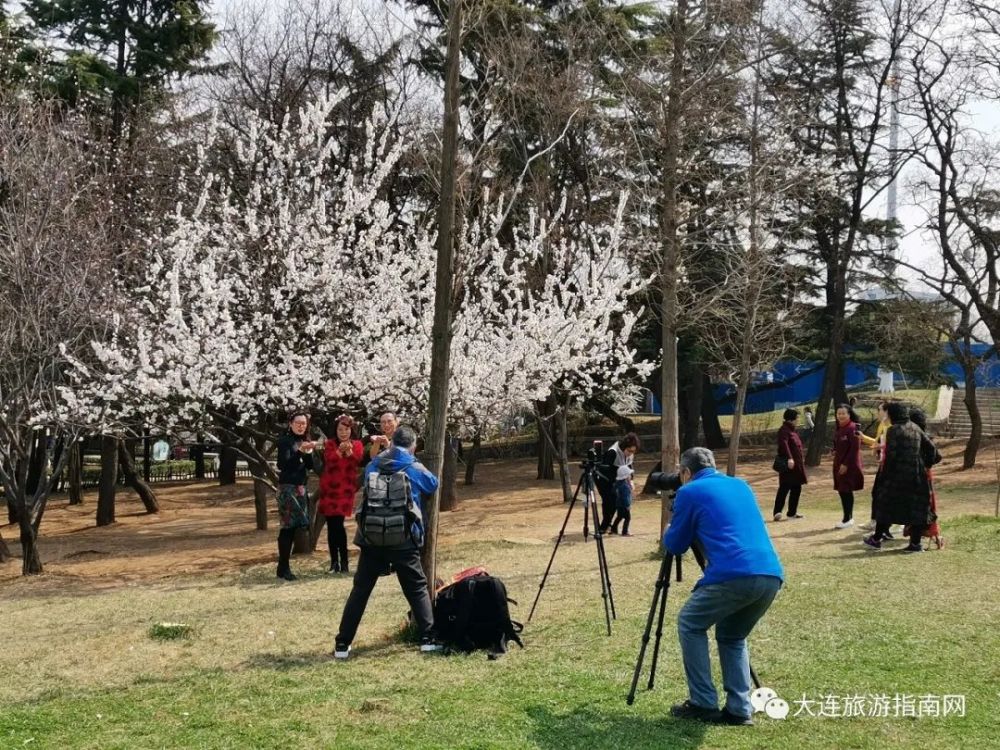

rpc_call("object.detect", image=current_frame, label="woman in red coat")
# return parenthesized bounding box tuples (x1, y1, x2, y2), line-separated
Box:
(773, 408, 808, 521)
(318, 415, 364, 573)
(831, 403, 864, 529)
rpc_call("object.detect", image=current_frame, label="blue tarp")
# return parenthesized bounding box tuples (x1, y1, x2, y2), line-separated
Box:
(645, 344, 1000, 416)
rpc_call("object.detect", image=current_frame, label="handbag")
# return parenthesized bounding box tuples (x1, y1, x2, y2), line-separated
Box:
(772, 455, 789, 473)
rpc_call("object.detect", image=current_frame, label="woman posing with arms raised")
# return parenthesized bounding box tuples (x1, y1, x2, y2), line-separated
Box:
(318, 414, 364, 573)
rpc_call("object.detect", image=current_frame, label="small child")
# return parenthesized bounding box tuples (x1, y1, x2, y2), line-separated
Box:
(611, 463, 635, 536)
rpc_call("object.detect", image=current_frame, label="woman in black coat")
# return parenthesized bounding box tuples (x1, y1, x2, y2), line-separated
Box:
(773, 408, 808, 521)
(275, 412, 320, 580)
(864, 402, 941, 552)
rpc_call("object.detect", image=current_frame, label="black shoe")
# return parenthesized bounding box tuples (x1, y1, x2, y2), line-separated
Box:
(277, 568, 297, 581)
(714, 708, 754, 726)
(340, 563, 350, 574)
(670, 700, 720, 722)
(328, 562, 340, 574)
(883, 529, 895, 540)
(904, 542, 923, 553)
(609, 526, 619, 535)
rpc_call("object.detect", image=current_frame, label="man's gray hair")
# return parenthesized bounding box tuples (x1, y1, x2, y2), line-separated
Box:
(680, 447, 716, 474)
(392, 425, 417, 449)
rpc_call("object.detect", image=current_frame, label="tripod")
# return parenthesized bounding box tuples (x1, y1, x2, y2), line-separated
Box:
(627, 549, 761, 705)
(527, 458, 616, 635)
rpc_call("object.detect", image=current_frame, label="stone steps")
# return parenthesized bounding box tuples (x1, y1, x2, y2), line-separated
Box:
(946, 389, 1000, 437)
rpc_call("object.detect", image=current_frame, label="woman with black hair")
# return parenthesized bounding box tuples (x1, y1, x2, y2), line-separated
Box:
(318, 414, 364, 573)
(831, 404, 864, 529)
(773, 408, 807, 521)
(275, 412, 319, 581)
(598, 432, 641, 535)
(865, 403, 942, 552)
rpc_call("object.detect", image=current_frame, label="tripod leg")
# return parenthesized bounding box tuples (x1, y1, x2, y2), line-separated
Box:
(527, 477, 584, 623)
(646, 554, 675, 690)
(627, 555, 672, 705)
(590, 490, 616, 621)
(750, 663, 761, 690)
(588, 491, 613, 635)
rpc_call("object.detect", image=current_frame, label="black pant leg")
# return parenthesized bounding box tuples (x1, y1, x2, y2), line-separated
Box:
(332, 516, 348, 569)
(773, 485, 790, 516)
(277, 527, 295, 572)
(873, 521, 891, 541)
(788, 486, 801, 516)
(389, 547, 435, 639)
(326, 516, 343, 568)
(620, 507, 631, 534)
(909, 525, 925, 547)
(335, 547, 386, 645)
(838, 491, 854, 523)
(599, 485, 616, 530)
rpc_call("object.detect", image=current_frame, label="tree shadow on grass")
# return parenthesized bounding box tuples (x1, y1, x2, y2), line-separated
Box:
(526, 703, 709, 750)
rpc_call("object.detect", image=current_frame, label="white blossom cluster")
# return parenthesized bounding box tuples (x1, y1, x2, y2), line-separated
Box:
(61, 89, 652, 438)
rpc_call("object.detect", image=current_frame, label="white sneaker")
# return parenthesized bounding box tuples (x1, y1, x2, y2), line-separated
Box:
(773, 513, 783, 522)
(419, 639, 444, 653)
(333, 643, 351, 660)
(834, 519, 854, 529)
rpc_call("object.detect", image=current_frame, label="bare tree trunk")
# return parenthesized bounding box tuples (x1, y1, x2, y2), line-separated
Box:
(18, 519, 42, 575)
(440, 434, 459, 512)
(142, 434, 151, 483)
(7, 495, 17, 524)
(807, 312, 845, 466)
(420, 0, 463, 591)
(659, 0, 687, 537)
(218, 446, 238, 485)
(96, 435, 117, 527)
(536, 397, 556, 480)
(464, 433, 481, 485)
(252, 478, 269, 531)
(25, 430, 46, 496)
(962, 365, 982, 469)
(194, 433, 206, 479)
(680, 351, 703, 449)
(310, 508, 326, 552)
(556, 403, 573, 503)
(726, 375, 751, 476)
(118, 440, 159, 513)
(0, 529, 11, 562)
(68, 442, 83, 505)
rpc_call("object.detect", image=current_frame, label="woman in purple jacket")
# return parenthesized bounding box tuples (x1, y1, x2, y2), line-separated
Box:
(831, 403, 864, 529)
(773, 408, 807, 521)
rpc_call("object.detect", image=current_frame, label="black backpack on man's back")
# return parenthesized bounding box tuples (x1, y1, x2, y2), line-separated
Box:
(433, 572, 524, 659)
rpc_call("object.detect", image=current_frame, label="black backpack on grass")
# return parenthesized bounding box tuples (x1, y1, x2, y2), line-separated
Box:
(434, 573, 524, 659)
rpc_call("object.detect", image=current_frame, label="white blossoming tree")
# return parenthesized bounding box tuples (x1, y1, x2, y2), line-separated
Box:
(66, 89, 652, 551)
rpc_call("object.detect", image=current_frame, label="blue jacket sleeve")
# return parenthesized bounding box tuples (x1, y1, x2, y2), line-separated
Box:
(663, 491, 696, 555)
(409, 465, 440, 497)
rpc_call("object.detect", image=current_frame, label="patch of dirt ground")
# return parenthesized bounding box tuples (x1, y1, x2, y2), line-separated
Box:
(2, 438, 998, 596)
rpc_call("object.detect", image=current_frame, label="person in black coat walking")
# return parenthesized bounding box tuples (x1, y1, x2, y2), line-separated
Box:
(773, 409, 808, 521)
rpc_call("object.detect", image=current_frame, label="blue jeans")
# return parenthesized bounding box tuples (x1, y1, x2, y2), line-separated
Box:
(677, 575, 781, 717)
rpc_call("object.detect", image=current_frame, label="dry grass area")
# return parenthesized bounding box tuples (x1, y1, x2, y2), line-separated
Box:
(2, 437, 997, 591)
(1, 439, 999, 749)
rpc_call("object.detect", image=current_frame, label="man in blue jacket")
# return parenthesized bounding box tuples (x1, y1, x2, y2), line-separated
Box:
(663, 447, 784, 726)
(333, 426, 442, 659)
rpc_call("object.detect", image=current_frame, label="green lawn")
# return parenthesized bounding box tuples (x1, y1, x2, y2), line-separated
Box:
(2, 475, 998, 749)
